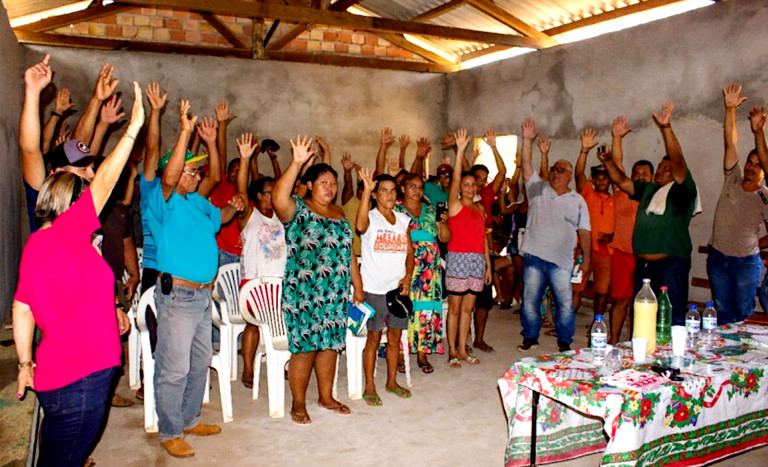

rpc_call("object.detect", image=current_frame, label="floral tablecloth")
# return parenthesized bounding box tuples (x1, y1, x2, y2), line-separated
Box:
(498, 323, 768, 466)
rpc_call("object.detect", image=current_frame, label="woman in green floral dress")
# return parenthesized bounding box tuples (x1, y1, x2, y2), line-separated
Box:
(273, 135, 364, 425)
(396, 173, 451, 373)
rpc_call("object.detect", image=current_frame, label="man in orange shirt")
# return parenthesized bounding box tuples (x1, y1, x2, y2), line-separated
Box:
(573, 128, 613, 322)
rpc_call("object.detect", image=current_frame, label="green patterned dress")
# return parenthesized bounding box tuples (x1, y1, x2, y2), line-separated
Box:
(396, 203, 444, 355)
(282, 196, 352, 353)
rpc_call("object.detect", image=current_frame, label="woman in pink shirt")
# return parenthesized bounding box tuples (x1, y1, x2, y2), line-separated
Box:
(13, 79, 144, 467)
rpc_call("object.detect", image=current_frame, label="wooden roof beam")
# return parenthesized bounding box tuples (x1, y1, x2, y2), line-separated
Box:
(465, 0, 556, 46)
(267, 0, 360, 51)
(198, 12, 247, 49)
(411, 0, 466, 22)
(13, 4, 133, 32)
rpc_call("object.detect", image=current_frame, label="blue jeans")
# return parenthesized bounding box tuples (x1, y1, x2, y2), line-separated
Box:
(218, 249, 240, 266)
(759, 269, 768, 315)
(154, 282, 213, 441)
(707, 247, 761, 324)
(521, 254, 575, 344)
(634, 256, 691, 326)
(36, 367, 117, 467)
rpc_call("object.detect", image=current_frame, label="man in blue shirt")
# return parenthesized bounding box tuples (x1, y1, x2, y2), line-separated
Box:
(145, 99, 244, 458)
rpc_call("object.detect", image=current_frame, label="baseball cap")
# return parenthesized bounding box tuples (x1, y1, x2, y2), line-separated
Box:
(158, 149, 208, 169)
(437, 164, 452, 175)
(385, 289, 413, 319)
(44, 139, 96, 171)
(591, 164, 608, 177)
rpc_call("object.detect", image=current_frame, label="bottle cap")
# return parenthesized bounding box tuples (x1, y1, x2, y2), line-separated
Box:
(595, 315, 604, 321)
(689, 304, 698, 310)
(643, 278, 650, 283)
(706, 301, 714, 308)
(660, 286, 668, 292)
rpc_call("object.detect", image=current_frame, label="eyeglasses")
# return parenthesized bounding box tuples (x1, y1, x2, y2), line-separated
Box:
(183, 168, 200, 177)
(550, 165, 572, 174)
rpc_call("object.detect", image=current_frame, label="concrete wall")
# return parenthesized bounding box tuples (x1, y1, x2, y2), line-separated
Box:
(21, 45, 446, 178)
(0, 6, 20, 324)
(446, 0, 768, 302)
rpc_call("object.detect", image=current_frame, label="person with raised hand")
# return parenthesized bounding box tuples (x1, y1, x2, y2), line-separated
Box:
(599, 101, 698, 326)
(144, 99, 245, 458)
(706, 84, 768, 325)
(536, 135, 551, 179)
(272, 134, 364, 425)
(444, 128, 491, 368)
(89, 94, 125, 157)
(42, 87, 75, 154)
(73, 62, 119, 147)
(375, 126, 395, 176)
(235, 132, 286, 389)
(516, 118, 590, 352)
(340, 152, 364, 257)
(13, 81, 144, 467)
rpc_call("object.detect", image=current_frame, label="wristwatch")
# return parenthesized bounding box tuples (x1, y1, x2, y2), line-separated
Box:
(18, 361, 35, 370)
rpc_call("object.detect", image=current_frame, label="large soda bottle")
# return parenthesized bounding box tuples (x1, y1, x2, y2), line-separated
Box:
(685, 304, 701, 350)
(633, 278, 658, 353)
(701, 301, 718, 348)
(591, 315, 608, 366)
(656, 286, 672, 345)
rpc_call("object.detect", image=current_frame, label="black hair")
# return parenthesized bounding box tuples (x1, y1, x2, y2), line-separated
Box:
(461, 171, 476, 179)
(301, 163, 337, 185)
(749, 149, 759, 158)
(373, 174, 397, 192)
(400, 172, 423, 189)
(227, 159, 240, 171)
(633, 160, 655, 175)
(248, 176, 275, 201)
(470, 164, 489, 175)
(356, 180, 365, 190)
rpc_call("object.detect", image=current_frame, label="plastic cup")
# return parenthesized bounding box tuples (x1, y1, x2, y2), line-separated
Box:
(671, 325, 686, 357)
(632, 337, 647, 363)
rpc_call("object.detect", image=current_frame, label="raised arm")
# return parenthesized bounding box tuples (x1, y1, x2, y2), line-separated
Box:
(536, 135, 550, 180)
(273, 135, 314, 223)
(484, 127, 507, 194)
(214, 99, 235, 172)
(196, 117, 222, 197)
(316, 136, 331, 165)
(611, 116, 633, 173)
(375, 127, 394, 176)
(73, 63, 118, 144)
(448, 128, 469, 216)
(575, 128, 598, 192)
(398, 135, 410, 171)
(355, 167, 375, 235)
(750, 105, 768, 173)
(597, 144, 634, 195)
(90, 94, 125, 156)
(520, 118, 537, 182)
(653, 101, 687, 183)
(90, 82, 145, 214)
(723, 83, 748, 171)
(161, 100, 197, 200)
(20, 54, 52, 190)
(143, 82, 167, 182)
(341, 152, 355, 205)
(236, 132, 258, 227)
(411, 137, 430, 179)
(267, 146, 282, 179)
(42, 88, 75, 154)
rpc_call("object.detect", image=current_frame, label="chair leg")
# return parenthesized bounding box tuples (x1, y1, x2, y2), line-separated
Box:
(401, 331, 412, 388)
(332, 353, 339, 400)
(346, 333, 364, 400)
(204, 371, 211, 404)
(218, 328, 233, 423)
(143, 357, 158, 433)
(230, 328, 239, 382)
(253, 351, 263, 401)
(267, 352, 284, 418)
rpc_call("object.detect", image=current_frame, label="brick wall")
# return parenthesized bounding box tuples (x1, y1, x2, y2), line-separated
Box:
(50, 7, 427, 62)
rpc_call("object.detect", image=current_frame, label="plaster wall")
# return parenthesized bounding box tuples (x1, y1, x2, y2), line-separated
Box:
(446, 0, 768, 303)
(0, 5, 20, 323)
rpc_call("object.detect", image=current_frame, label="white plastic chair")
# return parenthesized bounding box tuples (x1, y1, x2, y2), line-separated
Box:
(213, 263, 242, 381)
(124, 248, 143, 390)
(343, 329, 366, 400)
(238, 277, 290, 418)
(135, 287, 159, 433)
(204, 300, 233, 423)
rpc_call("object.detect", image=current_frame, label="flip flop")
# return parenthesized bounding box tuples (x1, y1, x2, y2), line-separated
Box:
(385, 387, 412, 399)
(318, 402, 351, 416)
(397, 362, 406, 374)
(363, 394, 382, 406)
(290, 410, 312, 426)
(448, 357, 462, 368)
(464, 355, 480, 365)
(417, 360, 434, 374)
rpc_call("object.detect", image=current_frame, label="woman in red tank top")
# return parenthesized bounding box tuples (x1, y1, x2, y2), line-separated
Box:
(445, 128, 492, 368)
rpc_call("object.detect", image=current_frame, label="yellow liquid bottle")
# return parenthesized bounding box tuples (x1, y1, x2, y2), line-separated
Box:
(633, 278, 658, 354)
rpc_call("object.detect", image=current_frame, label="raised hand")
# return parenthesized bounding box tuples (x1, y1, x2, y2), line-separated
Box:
(357, 166, 375, 192)
(536, 135, 551, 153)
(214, 99, 235, 123)
(612, 116, 633, 138)
(652, 100, 674, 128)
(380, 127, 395, 146)
(750, 105, 767, 133)
(228, 194, 246, 211)
(341, 152, 354, 171)
(484, 127, 497, 147)
(179, 99, 198, 132)
(290, 134, 314, 165)
(386, 156, 401, 177)
(145, 82, 168, 110)
(236, 132, 259, 159)
(54, 88, 74, 114)
(196, 116, 217, 143)
(126, 81, 145, 132)
(440, 133, 456, 149)
(416, 137, 431, 157)
(454, 127, 469, 151)
(580, 127, 598, 151)
(596, 143, 613, 163)
(100, 95, 125, 124)
(723, 83, 748, 109)
(24, 54, 52, 93)
(54, 122, 71, 147)
(316, 136, 330, 155)
(521, 118, 537, 141)
(94, 63, 119, 101)
(398, 134, 411, 150)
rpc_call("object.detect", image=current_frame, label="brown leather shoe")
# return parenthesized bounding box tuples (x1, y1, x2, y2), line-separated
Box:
(161, 438, 194, 458)
(183, 423, 221, 436)
(111, 393, 135, 408)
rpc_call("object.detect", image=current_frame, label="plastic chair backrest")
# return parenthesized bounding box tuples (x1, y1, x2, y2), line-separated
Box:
(215, 263, 241, 323)
(136, 286, 157, 331)
(238, 277, 288, 350)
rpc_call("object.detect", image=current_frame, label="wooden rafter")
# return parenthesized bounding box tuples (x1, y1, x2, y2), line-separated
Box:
(13, 4, 133, 32)
(115, 0, 550, 48)
(198, 12, 247, 49)
(4, 0, 83, 20)
(411, 0, 466, 22)
(376, 33, 458, 70)
(457, 44, 510, 63)
(266, 0, 360, 51)
(465, 0, 555, 45)
(544, 0, 692, 37)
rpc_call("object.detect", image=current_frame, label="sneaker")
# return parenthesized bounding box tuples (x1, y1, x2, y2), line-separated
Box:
(517, 338, 539, 351)
(557, 340, 571, 352)
(183, 423, 221, 436)
(161, 438, 194, 458)
(111, 393, 134, 407)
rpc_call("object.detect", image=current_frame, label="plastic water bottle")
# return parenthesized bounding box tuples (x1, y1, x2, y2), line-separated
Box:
(685, 304, 701, 350)
(656, 286, 672, 345)
(570, 254, 583, 284)
(591, 315, 608, 366)
(701, 301, 718, 348)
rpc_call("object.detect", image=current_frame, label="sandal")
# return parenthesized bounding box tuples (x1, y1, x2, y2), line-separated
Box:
(464, 355, 480, 365)
(385, 386, 412, 399)
(474, 342, 495, 353)
(290, 409, 312, 426)
(417, 360, 434, 374)
(397, 362, 406, 374)
(318, 402, 351, 416)
(448, 357, 462, 368)
(363, 394, 382, 406)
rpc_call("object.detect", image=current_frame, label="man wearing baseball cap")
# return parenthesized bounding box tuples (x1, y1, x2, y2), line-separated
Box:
(424, 163, 452, 206)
